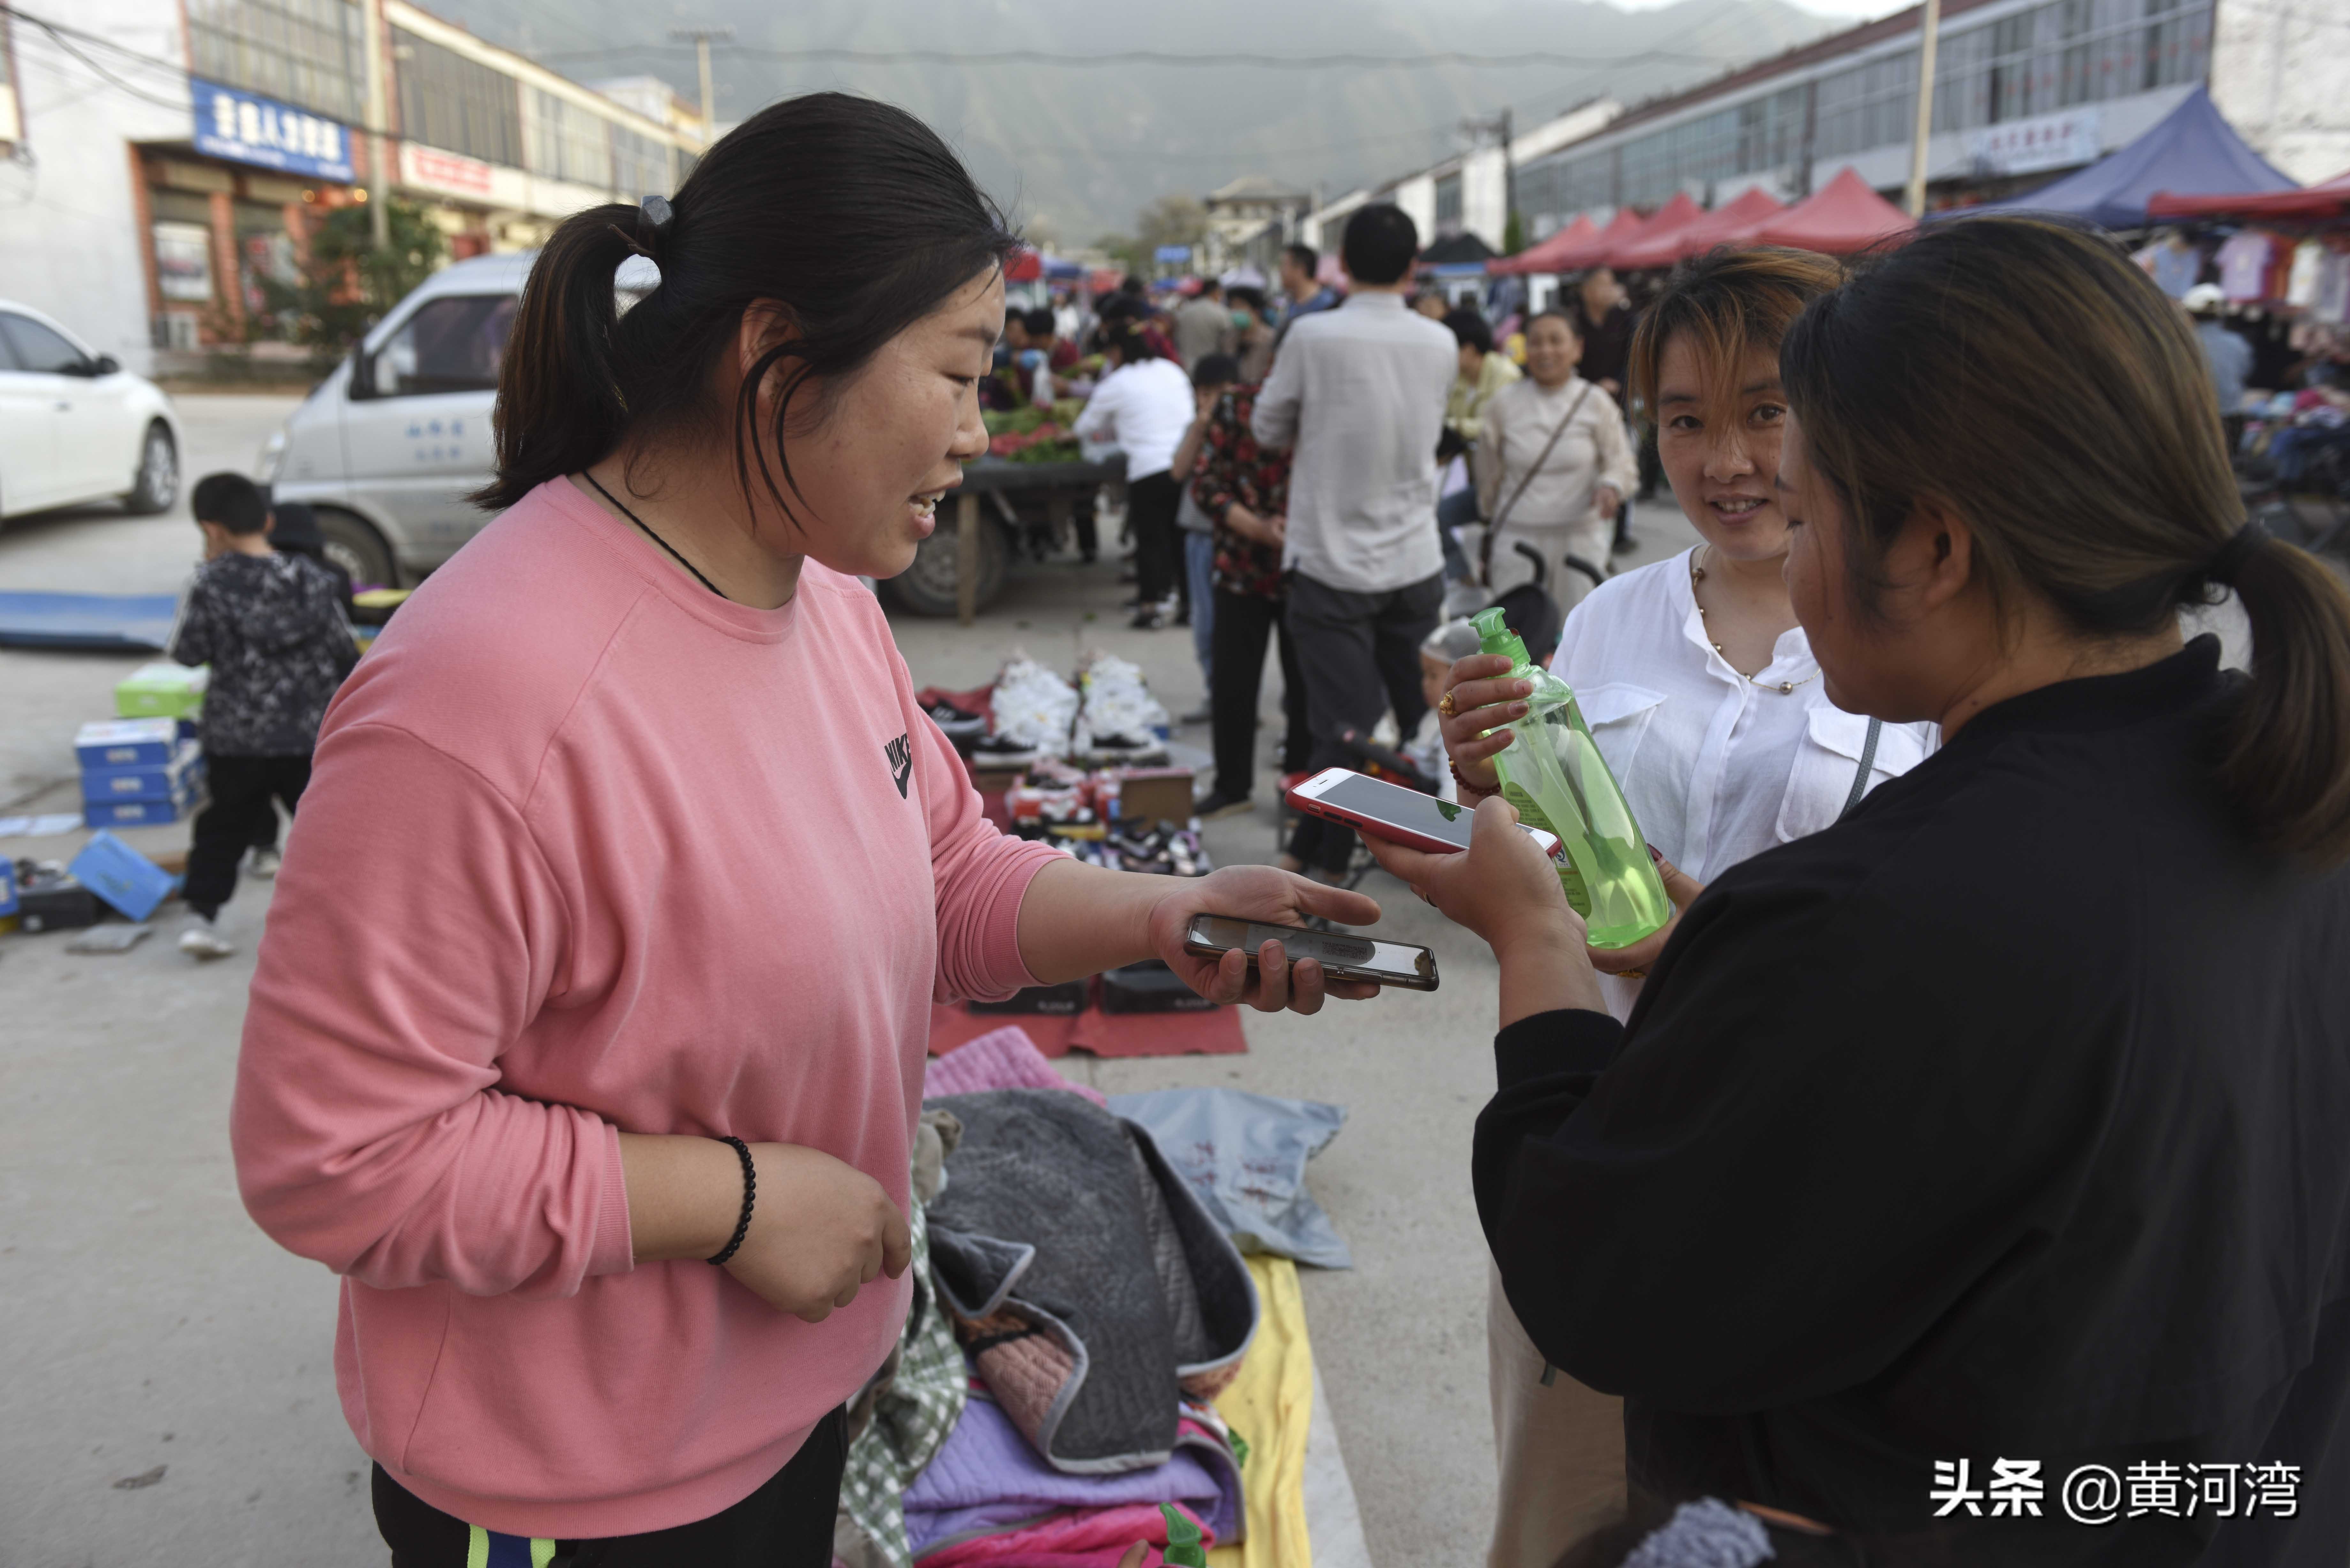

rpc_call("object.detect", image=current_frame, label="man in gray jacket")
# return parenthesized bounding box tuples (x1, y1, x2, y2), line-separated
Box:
(1252, 203, 1456, 876)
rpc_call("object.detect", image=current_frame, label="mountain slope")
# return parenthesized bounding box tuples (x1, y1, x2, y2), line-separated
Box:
(448, 0, 1838, 240)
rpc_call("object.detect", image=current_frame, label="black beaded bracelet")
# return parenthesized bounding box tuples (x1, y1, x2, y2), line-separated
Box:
(706, 1136, 755, 1266)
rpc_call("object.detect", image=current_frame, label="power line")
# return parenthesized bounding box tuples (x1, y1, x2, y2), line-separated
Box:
(7, 9, 191, 112)
(532, 43, 1739, 70)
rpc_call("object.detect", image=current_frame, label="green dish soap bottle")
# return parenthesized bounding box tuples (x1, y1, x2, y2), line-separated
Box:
(1470, 607, 1671, 949)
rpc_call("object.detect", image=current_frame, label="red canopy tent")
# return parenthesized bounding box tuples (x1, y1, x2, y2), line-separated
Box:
(1658, 186, 1787, 261)
(1006, 248, 1044, 283)
(1608, 192, 1708, 270)
(1489, 214, 1597, 275)
(1755, 168, 1916, 254)
(2148, 170, 2350, 222)
(1518, 207, 1648, 274)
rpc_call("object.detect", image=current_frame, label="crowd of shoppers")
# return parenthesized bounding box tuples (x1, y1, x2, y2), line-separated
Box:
(216, 86, 2350, 1568)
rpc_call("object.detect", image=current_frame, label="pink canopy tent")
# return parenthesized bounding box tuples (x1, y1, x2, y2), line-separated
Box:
(1755, 168, 1916, 254)
(1608, 192, 1708, 270)
(1489, 214, 1597, 275)
(1658, 186, 1787, 261)
(2149, 169, 2350, 221)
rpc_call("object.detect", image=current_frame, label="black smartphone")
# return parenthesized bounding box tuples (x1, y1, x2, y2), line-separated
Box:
(1182, 914, 1439, 991)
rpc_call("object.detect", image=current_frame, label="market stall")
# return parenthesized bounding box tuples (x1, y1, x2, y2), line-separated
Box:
(1963, 85, 2295, 230)
(1755, 167, 1916, 253)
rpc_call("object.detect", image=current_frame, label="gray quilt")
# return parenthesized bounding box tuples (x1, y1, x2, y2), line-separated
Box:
(923, 1088, 1258, 1473)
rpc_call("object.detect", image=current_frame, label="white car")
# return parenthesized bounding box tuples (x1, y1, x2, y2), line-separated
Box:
(0, 300, 182, 523)
(260, 252, 653, 588)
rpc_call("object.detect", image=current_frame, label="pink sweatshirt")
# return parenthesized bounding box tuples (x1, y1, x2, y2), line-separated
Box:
(231, 479, 1060, 1537)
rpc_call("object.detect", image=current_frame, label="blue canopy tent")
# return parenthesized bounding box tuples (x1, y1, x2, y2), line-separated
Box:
(1967, 87, 2295, 230)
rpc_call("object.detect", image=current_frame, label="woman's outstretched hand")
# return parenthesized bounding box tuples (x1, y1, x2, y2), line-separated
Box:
(1148, 864, 1382, 1014)
(1361, 795, 1606, 1022)
(1438, 654, 1533, 799)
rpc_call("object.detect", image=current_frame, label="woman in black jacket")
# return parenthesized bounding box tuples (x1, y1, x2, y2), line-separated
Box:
(1373, 217, 2350, 1566)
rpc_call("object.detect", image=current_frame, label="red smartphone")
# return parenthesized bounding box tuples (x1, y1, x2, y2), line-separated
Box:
(1286, 767, 1561, 858)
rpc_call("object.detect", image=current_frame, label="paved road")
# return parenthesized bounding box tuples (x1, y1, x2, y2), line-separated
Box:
(0, 392, 1701, 1567)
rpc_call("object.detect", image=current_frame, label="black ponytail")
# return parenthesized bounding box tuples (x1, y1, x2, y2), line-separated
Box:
(2216, 538, 2350, 863)
(1783, 216, 2350, 866)
(476, 93, 1019, 516)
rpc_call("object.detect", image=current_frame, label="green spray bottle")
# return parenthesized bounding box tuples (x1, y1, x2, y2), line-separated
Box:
(1471, 607, 1672, 949)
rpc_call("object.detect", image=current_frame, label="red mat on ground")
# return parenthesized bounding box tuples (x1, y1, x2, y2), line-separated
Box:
(929, 999, 1246, 1058)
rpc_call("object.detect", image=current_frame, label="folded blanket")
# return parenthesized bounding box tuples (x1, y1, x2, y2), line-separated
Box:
(927, 1026, 1108, 1106)
(917, 1501, 1210, 1568)
(925, 1089, 1257, 1474)
(906, 1396, 1241, 1558)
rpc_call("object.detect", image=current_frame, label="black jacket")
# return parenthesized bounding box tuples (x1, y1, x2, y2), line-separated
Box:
(1479, 638, 2350, 1565)
(172, 552, 357, 756)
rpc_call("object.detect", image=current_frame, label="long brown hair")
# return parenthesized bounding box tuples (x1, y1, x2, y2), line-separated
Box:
(1781, 215, 2350, 864)
(1625, 247, 1846, 431)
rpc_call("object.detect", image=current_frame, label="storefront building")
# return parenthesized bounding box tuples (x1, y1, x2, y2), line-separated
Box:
(0, 0, 705, 377)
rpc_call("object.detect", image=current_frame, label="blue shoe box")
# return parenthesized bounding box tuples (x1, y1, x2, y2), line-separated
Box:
(68, 831, 179, 922)
(84, 769, 205, 828)
(74, 717, 183, 770)
(81, 740, 205, 805)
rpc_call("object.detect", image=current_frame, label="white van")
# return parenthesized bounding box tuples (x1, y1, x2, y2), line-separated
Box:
(262, 252, 663, 587)
(258, 252, 527, 587)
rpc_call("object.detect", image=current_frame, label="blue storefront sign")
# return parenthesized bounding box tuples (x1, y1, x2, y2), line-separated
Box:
(191, 79, 354, 184)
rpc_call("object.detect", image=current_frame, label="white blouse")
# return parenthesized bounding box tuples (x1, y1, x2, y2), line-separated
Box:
(1548, 546, 1939, 1020)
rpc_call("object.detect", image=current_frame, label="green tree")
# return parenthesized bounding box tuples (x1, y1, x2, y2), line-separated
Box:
(1503, 209, 1528, 256)
(1134, 193, 1208, 266)
(261, 199, 448, 367)
(1094, 231, 1146, 274)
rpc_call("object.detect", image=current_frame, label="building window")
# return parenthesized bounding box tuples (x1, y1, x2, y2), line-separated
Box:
(187, 0, 366, 123)
(526, 87, 611, 190)
(611, 126, 670, 200)
(1434, 172, 1463, 234)
(395, 30, 523, 168)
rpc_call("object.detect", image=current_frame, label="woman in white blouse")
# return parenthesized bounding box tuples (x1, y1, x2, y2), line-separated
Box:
(1473, 311, 1640, 611)
(1437, 249, 1938, 1568)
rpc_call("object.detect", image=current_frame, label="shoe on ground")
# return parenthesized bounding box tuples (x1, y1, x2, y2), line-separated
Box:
(179, 915, 234, 960)
(1129, 607, 1167, 630)
(1179, 702, 1213, 726)
(1611, 531, 1638, 556)
(1173, 607, 1191, 628)
(1194, 790, 1254, 820)
(246, 848, 282, 880)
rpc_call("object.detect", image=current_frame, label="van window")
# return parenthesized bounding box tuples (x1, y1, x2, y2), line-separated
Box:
(373, 294, 518, 397)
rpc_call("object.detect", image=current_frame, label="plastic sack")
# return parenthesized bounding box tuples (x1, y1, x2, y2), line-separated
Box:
(1106, 1088, 1351, 1270)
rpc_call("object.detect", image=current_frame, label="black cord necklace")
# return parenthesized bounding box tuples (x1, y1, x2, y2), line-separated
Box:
(582, 471, 729, 601)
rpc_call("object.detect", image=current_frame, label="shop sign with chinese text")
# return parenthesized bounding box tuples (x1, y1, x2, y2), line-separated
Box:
(192, 79, 354, 184)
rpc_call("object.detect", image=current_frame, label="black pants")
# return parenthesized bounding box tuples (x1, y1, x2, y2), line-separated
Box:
(1127, 471, 1182, 607)
(1209, 589, 1311, 801)
(1283, 569, 1445, 873)
(374, 1407, 848, 1568)
(186, 753, 311, 919)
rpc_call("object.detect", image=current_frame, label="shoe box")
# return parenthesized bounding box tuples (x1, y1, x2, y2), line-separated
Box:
(11, 862, 101, 933)
(68, 832, 179, 923)
(969, 978, 1092, 1016)
(76, 719, 206, 829)
(113, 663, 207, 720)
(1100, 959, 1218, 1014)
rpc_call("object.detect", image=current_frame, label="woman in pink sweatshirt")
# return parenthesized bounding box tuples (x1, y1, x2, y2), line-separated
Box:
(231, 94, 1377, 1566)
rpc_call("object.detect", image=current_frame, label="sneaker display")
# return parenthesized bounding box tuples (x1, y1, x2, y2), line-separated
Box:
(1072, 655, 1170, 763)
(981, 657, 1080, 765)
(247, 848, 282, 880)
(922, 698, 987, 742)
(179, 915, 234, 960)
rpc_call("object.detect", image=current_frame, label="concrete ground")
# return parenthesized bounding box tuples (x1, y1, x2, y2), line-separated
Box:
(0, 392, 1700, 1566)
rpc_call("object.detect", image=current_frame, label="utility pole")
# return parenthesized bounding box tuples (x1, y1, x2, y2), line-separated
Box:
(1904, 0, 1944, 218)
(671, 27, 733, 135)
(1461, 109, 1516, 251)
(361, 0, 390, 246)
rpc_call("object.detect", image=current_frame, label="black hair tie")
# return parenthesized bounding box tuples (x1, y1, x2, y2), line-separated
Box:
(2205, 519, 2269, 587)
(636, 194, 675, 259)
